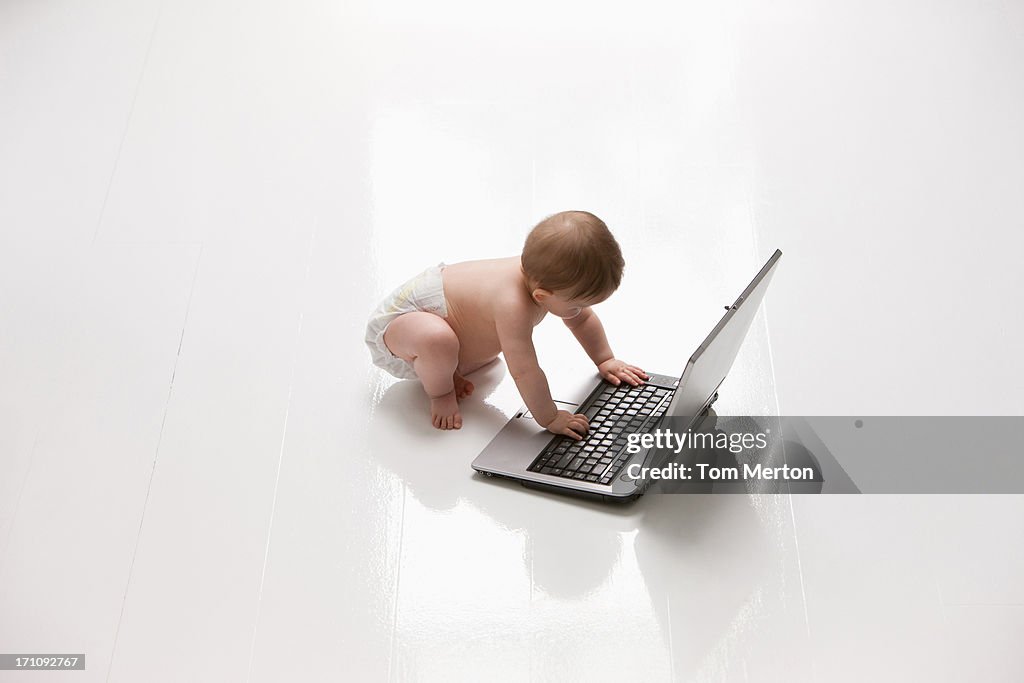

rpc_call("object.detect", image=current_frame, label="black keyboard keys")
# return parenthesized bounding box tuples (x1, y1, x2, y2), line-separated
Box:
(526, 380, 674, 483)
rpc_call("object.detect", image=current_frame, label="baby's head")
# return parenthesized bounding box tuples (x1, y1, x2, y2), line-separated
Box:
(521, 210, 625, 319)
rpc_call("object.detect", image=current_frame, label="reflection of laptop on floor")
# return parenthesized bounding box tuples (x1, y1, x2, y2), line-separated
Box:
(472, 249, 782, 503)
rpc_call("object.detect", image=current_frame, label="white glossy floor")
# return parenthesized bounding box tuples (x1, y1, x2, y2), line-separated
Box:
(2, 1, 1023, 681)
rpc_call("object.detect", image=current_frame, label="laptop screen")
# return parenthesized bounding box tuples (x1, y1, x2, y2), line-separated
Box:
(662, 249, 782, 426)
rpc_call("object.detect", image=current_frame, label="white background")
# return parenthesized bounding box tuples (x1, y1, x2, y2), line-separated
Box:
(1, 0, 1022, 681)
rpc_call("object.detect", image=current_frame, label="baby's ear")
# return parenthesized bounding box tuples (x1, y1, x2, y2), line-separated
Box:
(532, 288, 552, 304)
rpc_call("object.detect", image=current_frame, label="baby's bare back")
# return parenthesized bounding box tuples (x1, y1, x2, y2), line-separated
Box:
(441, 256, 542, 374)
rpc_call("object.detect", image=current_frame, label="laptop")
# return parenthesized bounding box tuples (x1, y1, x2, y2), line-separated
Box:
(471, 249, 782, 503)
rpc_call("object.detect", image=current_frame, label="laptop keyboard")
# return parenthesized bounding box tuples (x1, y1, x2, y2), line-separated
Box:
(527, 382, 673, 485)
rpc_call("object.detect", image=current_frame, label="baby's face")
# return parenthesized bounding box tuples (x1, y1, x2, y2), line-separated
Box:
(541, 291, 609, 319)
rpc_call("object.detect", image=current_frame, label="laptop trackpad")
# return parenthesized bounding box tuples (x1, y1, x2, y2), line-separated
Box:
(473, 404, 569, 475)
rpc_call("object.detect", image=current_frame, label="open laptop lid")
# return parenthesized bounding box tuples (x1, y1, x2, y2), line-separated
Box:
(663, 249, 782, 424)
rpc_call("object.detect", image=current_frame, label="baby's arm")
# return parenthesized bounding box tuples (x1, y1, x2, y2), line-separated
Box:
(563, 308, 649, 386)
(496, 304, 590, 439)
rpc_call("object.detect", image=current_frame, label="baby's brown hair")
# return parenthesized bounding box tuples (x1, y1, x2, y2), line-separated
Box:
(521, 211, 625, 300)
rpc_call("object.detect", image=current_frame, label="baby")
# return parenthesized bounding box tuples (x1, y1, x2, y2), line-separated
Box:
(365, 210, 648, 437)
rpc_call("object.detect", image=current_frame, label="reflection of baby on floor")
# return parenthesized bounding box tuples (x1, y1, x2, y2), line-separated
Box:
(366, 211, 647, 433)
(368, 379, 782, 680)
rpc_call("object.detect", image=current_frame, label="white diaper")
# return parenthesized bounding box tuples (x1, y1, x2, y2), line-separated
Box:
(365, 263, 448, 380)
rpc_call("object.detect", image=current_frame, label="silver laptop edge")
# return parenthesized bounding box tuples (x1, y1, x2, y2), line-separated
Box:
(471, 249, 783, 501)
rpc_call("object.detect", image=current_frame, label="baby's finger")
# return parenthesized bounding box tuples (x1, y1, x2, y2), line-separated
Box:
(564, 426, 585, 440)
(626, 369, 645, 384)
(628, 365, 649, 378)
(604, 372, 622, 386)
(619, 369, 641, 386)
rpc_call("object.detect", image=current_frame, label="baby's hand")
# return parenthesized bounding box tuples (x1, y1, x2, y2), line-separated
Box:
(598, 358, 649, 387)
(545, 409, 590, 440)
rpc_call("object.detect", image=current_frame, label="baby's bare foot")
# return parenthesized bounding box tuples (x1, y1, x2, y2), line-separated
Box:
(430, 390, 462, 430)
(453, 372, 475, 400)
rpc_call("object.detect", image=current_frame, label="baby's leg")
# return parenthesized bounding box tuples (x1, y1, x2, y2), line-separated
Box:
(453, 357, 502, 398)
(452, 371, 474, 400)
(383, 311, 462, 430)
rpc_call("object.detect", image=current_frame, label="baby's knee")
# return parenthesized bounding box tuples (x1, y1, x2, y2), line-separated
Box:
(417, 318, 459, 356)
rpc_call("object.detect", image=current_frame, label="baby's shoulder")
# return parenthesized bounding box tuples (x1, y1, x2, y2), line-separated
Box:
(448, 256, 537, 325)
(491, 282, 533, 317)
